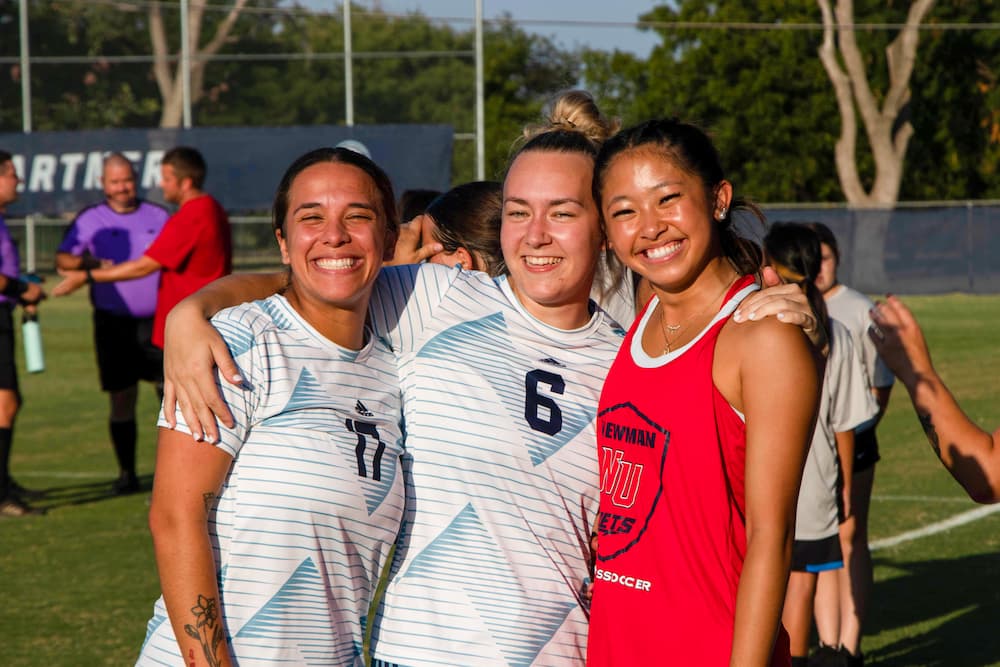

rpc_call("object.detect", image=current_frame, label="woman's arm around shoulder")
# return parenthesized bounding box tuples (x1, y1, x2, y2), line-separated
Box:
(718, 317, 821, 666)
(163, 272, 284, 440)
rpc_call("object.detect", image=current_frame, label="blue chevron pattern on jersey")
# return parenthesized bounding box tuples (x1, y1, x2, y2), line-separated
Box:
(259, 297, 296, 330)
(416, 313, 595, 466)
(235, 557, 325, 637)
(415, 311, 512, 360)
(402, 504, 578, 667)
(138, 294, 403, 667)
(336, 431, 400, 516)
(283, 367, 330, 412)
(362, 266, 624, 667)
(140, 610, 169, 651)
(234, 557, 360, 665)
(215, 318, 255, 358)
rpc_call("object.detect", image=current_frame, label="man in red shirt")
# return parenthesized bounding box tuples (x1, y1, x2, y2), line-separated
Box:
(54, 147, 232, 348)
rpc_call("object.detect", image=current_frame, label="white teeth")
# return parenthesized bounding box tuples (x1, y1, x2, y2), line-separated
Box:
(645, 241, 681, 260)
(315, 257, 357, 270)
(524, 256, 562, 266)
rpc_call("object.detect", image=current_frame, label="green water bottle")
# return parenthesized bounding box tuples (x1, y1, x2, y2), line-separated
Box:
(20, 273, 44, 374)
(22, 310, 44, 374)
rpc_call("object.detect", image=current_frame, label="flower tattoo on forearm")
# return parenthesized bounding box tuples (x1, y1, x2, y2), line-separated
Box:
(183, 594, 224, 667)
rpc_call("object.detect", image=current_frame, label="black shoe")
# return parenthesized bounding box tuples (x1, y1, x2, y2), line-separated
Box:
(809, 644, 846, 667)
(112, 472, 141, 495)
(0, 496, 46, 517)
(840, 647, 864, 667)
(9, 478, 45, 500)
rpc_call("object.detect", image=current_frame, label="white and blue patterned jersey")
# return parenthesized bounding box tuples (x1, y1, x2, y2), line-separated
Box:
(367, 264, 625, 667)
(137, 294, 405, 667)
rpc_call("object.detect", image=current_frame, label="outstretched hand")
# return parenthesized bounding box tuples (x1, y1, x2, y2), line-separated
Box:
(733, 266, 824, 348)
(386, 214, 443, 266)
(51, 269, 87, 297)
(868, 295, 931, 387)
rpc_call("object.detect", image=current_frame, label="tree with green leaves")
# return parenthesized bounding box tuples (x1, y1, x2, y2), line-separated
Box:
(583, 1, 1000, 203)
(818, 0, 935, 206)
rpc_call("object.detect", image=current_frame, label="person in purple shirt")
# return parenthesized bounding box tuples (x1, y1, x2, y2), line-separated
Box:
(56, 153, 168, 495)
(0, 150, 46, 517)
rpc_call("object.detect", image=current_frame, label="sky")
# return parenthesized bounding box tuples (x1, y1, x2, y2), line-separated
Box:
(304, 1, 667, 57)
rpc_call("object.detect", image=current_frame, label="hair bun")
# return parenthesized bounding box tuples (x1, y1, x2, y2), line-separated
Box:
(522, 90, 621, 148)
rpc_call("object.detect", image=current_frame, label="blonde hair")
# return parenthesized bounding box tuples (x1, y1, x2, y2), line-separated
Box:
(515, 90, 621, 156)
(507, 90, 625, 298)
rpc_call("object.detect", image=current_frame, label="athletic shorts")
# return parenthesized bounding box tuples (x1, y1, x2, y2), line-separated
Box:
(791, 534, 843, 573)
(93, 310, 163, 392)
(854, 426, 881, 473)
(0, 305, 19, 395)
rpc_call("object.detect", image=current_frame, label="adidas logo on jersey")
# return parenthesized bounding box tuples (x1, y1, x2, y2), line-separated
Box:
(538, 357, 566, 368)
(355, 400, 374, 417)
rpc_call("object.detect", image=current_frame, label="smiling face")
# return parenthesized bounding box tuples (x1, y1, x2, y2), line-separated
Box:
(600, 147, 731, 294)
(102, 160, 138, 213)
(500, 150, 603, 329)
(276, 161, 395, 321)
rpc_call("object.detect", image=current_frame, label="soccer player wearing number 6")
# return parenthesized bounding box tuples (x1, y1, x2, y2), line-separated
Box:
(136, 147, 405, 666)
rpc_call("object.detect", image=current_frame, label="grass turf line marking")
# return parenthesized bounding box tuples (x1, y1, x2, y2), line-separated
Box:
(873, 494, 973, 504)
(870, 503, 1000, 552)
(16, 470, 116, 480)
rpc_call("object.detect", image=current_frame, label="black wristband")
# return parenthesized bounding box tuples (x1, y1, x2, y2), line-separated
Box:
(1, 278, 29, 299)
(85, 267, 94, 284)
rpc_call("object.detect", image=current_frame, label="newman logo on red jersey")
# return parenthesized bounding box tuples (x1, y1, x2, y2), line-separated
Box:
(596, 401, 670, 560)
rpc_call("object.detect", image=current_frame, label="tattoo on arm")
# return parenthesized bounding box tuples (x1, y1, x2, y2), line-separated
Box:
(919, 413, 941, 455)
(202, 492, 216, 513)
(183, 594, 225, 667)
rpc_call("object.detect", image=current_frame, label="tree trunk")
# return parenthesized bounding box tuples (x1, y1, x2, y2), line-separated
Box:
(149, 0, 249, 128)
(816, 0, 935, 287)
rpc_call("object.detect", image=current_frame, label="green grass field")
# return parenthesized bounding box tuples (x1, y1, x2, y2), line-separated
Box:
(1, 290, 998, 666)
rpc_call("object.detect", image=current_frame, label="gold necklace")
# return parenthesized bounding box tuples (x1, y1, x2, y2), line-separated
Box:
(658, 278, 735, 354)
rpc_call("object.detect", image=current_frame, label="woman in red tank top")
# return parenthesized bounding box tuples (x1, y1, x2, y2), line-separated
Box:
(587, 119, 822, 667)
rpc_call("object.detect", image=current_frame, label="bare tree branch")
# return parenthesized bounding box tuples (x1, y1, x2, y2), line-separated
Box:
(817, 0, 867, 203)
(816, 0, 935, 205)
(149, 2, 173, 102)
(149, 0, 249, 127)
(884, 0, 935, 117)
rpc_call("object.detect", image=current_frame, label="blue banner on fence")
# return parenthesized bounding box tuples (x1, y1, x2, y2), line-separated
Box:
(0, 125, 453, 215)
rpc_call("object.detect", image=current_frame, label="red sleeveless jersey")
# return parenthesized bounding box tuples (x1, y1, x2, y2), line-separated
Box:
(588, 276, 790, 666)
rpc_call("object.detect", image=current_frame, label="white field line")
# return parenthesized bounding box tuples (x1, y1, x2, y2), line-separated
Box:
(870, 503, 1000, 552)
(872, 494, 972, 504)
(16, 470, 113, 479)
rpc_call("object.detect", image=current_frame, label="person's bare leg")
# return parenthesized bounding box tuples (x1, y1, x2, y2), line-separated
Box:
(839, 466, 876, 656)
(813, 566, 841, 648)
(782, 571, 818, 660)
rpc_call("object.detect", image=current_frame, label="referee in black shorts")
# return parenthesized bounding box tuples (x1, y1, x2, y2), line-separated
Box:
(55, 154, 169, 494)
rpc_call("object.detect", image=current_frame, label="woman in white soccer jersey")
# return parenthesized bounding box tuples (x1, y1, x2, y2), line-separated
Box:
(160, 92, 818, 667)
(136, 147, 405, 667)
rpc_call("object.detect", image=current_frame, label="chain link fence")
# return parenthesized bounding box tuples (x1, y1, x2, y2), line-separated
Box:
(9, 201, 1000, 294)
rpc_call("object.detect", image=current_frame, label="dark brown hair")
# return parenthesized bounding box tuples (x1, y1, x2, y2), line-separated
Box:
(161, 146, 207, 190)
(427, 181, 504, 276)
(594, 118, 764, 278)
(271, 146, 398, 237)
